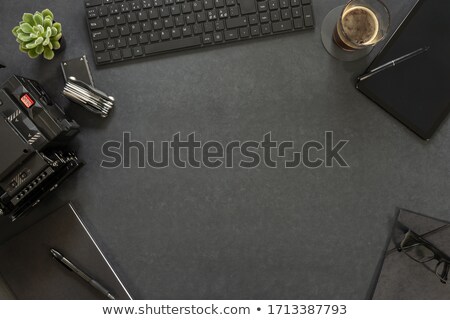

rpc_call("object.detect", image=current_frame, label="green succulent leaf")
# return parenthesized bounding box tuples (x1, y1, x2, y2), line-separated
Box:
(30, 33, 39, 39)
(43, 37, 50, 47)
(53, 22, 62, 34)
(45, 27, 52, 38)
(42, 9, 54, 21)
(51, 40, 61, 50)
(33, 12, 43, 26)
(12, 26, 20, 36)
(22, 13, 35, 26)
(18, 33, 33, 42)
(51, 33, 62, 41)
(35, 37, 44, 45)
(28, 48, 39, 59)
(19, 23, 34, 34)
(35, 44, 44, 55)
(43, 18, 52, 29)
(19, 43, 28, 52)
(37, 25, 45, 34)
(43, 47, 55, 60)
(50, 27, 57, 37)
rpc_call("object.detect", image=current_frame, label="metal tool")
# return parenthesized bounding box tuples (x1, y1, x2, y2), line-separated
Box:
(63, 77, 114, 118)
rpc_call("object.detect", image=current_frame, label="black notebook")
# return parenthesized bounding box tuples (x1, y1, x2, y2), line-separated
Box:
(0, 203, 132, 300)
(356, 0, 450, 140)
(371, 208, 450, 299)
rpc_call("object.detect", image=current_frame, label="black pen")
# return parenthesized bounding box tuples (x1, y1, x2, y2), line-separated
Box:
(50, 248, 116, 300)
(358, 46, 430, 81)
(0, 64, 5, 68)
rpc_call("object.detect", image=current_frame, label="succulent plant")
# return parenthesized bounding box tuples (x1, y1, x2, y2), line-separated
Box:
(12, 9, 63, 60)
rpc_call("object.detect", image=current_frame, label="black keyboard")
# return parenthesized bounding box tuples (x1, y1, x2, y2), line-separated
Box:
(85, 0, 314, 65)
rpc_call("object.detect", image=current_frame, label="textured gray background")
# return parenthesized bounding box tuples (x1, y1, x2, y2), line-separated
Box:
(0, 0, 449, 299)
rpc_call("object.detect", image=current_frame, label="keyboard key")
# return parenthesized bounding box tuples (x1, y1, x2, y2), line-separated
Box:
(226, 16, 248, 29)
(292, 7, 302, 18)
(105, 17, 115, 27)
(92, 29, 109, 41)
(279, 0, 288, 8)
(93, 41, 105, 52)
(214, 32, 223, 42)
(160, 7, 170, 17)
(301, 0, 311, 4)
(291, 0, 300, 6)
(237, 0, 257, 14)
(227, 0, 236, 6)
(122, 48, 132, 59)
(215, 20, 225, 30)
(144, 36, 201, 54)
(193, 1, 203, 12)
(293, 17, 303, 29)
(175, 16, 185, 26)
(182, 26, 192, 36)
(120, 25, 130, 35)
(182, 3, 192, 13)
(281, 8, 290, 19)
(259, 12, 269, 23)
(117, 38, 127, 48)
(128, 35, 138, 46)
(270, 10, 280, 21)
(164, 17, 174, 28)
(224, 29, 238, 40)
(131, 23, 141, 33)
(197, 12, 207, 22)
(133, 46, 144, 56)
(127, 12, 137, 22)
(258, 1, 268, 12)
(154, 0, 163, 6)
(153, 20, 163, 29)
(204, 0, 214, 10)
(193, 24, 203, 34)
(111, 50, 122, 60)
(142, 21, 152, 32)
(138, 11, 148, 21)
(85, 0, 102, 7)
(116, 15, 126, 24)
(303, 4, 313, 27)
(160, 30, 171, 40)
(249, 14, 258, 25)
(269, 0, 278, 10)
(87, 8, 98, 19)
(204, 22, 214, 32)
(171, 5, 181, 15)
(149, 9, 159, 19)
(272, 20, 291, 32)
(172, 28, 182, 38)
(99, 6, 109, 16)
(139, 34, 149, 44)
(215, 0, 225, 8)
(250, 25, 259, 36)
(108, 27, 120, 37)
(261, 23, 271, 34)
(240, 27, 250, 37)
(229, 6, 240, 17)
(95, 52, 111, 64)
(203, 34, 213, 44)
(89, 19, 104, 30)
(150, 32, 160, 42)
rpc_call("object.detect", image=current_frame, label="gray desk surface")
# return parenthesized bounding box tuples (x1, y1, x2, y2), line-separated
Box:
(0, 0, 449, 299)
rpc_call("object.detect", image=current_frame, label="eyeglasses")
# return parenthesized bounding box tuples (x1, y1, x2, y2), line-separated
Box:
(395, 222, 450, 284)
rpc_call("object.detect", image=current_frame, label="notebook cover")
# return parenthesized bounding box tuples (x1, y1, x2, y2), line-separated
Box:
(0, 202, 132, 300)
(371, 208, 450, 299)
(356, 0, 450, 140)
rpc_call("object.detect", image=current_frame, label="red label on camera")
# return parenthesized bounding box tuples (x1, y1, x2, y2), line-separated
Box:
(20, 94, 35, 108)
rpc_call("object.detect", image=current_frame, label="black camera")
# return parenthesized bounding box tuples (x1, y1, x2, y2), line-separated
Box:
(0, 75, 82, 221)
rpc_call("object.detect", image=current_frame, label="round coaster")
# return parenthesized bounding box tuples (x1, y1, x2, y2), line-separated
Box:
(321, 6, 373, 62)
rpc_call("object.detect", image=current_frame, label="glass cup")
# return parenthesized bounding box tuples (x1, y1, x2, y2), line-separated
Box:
(333, 0, 390, 51)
